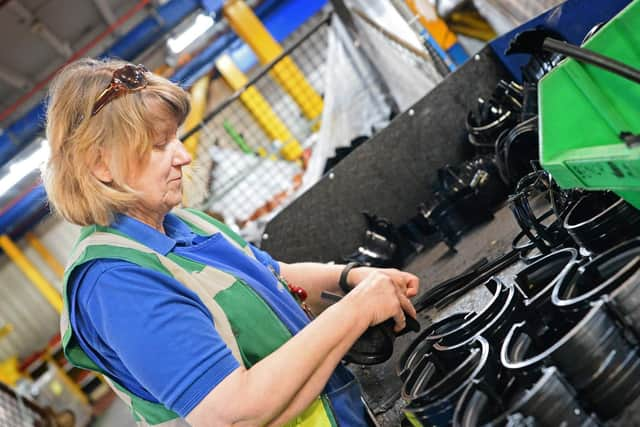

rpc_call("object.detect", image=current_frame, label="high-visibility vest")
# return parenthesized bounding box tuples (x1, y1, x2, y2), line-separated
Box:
(60, 208, 365, 426)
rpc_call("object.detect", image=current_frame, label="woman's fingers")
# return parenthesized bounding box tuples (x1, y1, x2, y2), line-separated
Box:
(381, 269, 420, 298)
(392, 309, 406, 333)
(351, 267, 420, 299)
(346, 271, 418, 332)
(392, 287, 416, 332)
(398, 291, 417, 320)
(404, 274, 420, 297)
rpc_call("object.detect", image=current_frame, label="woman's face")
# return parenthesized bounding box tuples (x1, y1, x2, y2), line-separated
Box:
(126, 112, 192, 218)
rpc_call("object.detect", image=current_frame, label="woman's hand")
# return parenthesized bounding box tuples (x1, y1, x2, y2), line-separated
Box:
(342, 271, 416, 332)
(348, 266, 420, 298)
(277, 262, 420, 318)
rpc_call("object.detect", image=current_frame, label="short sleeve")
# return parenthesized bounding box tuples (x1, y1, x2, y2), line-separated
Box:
(75, 261, 240, 416)
(249, 244, 280, 274)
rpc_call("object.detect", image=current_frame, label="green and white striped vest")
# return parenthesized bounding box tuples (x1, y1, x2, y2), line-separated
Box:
(60, 208, 342, 426)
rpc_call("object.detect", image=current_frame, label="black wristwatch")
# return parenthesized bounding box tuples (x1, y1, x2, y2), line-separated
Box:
(339, 262, 362, 294)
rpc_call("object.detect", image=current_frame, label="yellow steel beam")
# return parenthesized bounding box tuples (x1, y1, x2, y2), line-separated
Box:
(216, 54, 303, 161)
(223, 0, 323, 121)
(0, 356, 21, 387)
(405, 0, 458, 50)
(183, 75, 211, 159)
(25, 232, 64, 279)
(447, 11, 496, 42)
(182, 75, 211, 207)
(0, 235, 63, 314)
(0, 323, 13, 340)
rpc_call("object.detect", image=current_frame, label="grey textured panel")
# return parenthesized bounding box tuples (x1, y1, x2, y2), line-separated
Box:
(0, 255, 58, 360)
(262, 46, 511, 262)
(0, 216, 80, 360)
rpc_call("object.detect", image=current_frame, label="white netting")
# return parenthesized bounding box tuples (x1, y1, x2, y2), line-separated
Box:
(350, 0, 442, 110)
(303, 2, 443, 190)
(302, 19, 391, 191)
(207, 145, 302, 223)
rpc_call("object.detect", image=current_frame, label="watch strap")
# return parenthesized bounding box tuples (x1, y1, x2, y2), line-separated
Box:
(339, 262, 362, 294)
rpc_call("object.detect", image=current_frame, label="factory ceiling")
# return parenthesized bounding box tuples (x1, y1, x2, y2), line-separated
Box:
(0, 0, 185, 128)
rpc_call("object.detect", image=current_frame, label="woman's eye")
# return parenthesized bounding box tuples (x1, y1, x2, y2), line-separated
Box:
(154, 131, 178, 148)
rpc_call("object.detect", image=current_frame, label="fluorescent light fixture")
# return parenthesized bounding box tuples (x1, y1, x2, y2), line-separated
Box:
(0, 139, 50, 197)
(167, 13, 215, 55)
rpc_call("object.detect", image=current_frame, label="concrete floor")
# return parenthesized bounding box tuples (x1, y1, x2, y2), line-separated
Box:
(355, 203, 640, 426)
(350, 204, 522, 426)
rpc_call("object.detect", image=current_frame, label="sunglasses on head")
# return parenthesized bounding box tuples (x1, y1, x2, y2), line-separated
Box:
(91, 64, 149, 117)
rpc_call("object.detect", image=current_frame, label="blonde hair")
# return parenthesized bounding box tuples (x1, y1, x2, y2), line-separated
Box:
(43, 58, 191, 226)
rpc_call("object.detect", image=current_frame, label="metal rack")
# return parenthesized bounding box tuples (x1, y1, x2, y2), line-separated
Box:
(179, 13, 331, 230)
(180, 8, 441, 234)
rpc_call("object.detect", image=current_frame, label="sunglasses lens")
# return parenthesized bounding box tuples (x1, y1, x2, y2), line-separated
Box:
(114, 65, 146, 89)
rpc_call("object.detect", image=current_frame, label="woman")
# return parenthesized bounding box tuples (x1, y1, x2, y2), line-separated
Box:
(44, 58, 419, 426)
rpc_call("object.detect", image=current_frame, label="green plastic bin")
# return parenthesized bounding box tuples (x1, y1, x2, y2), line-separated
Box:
(540, 0, 640, 208)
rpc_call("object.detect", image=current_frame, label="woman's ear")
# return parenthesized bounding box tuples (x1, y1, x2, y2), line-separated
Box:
(91, 157, 113, 183)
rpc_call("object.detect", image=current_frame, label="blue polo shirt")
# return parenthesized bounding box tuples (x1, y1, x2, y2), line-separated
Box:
(68, 213, 311, 417)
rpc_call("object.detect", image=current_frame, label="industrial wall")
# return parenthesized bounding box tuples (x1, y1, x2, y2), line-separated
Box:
(262, 46, 511, 262)
(0, 217, 79, 360)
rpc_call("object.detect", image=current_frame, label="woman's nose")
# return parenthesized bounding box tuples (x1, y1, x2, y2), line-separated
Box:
(174, 141, 192, 166)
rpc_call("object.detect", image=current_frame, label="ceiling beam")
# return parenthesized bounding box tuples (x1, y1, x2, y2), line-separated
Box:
(0, 64, 30, 89)
(92, 0, 123, 36)
(32, 22, 74, 57)
(7, 0, 73, 58)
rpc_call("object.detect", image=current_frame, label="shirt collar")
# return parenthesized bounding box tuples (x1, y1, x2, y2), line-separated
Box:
(110, 212, 197, 255)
